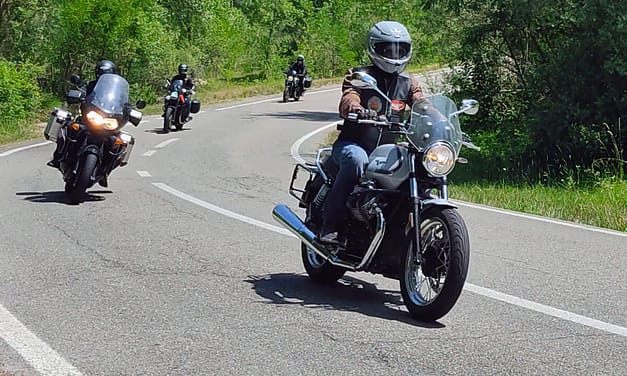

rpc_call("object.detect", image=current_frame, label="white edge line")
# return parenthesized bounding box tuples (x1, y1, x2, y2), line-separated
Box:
(136, 171, 151, 177)
(152, 181, 627, 337)
(142, 150, 157, 157)
(452, 200, 627, 237)
(152, 182, 294, 238)
(0, 304, 82, 375)
(290, 122, 339, 165)
(0, 141, 52, 157)
(464, 283, 627, 337)
(154, 138, 179, 149)
(215, 87, 340, 112)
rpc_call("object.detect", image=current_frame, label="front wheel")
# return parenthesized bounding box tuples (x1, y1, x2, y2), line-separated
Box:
(282, 87, 289, 103)
(163, 106, 173, 133)
(301, 243, 346, 284)
(400, 208, 470, 321)
(67, 153, 98, 204)
(176, 105, 187, 130)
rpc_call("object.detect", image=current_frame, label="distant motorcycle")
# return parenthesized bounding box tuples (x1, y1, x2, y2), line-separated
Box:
(273, 71, 480, 321)
(44, 74, 145, 204)
(163, 78, 200, 133)
(283, 69, 312, 102)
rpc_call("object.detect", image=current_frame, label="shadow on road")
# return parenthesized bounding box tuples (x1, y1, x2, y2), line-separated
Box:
(16, 190, 110, 204)
(247, 111, 340, 123)
(246, 272, 445, 328)
(144, 127, 192, 135)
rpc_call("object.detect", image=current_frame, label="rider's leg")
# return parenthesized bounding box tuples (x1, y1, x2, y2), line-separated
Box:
(320, 140, 369, 243)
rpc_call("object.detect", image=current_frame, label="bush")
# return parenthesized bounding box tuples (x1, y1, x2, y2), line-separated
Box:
(0, 59, 43, 141)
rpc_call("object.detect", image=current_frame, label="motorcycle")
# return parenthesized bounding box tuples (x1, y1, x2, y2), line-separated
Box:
(272, 71, 480, 321)
(162, 78, 200, 133)
(282, 69, 312, 102)
(44, 73, 145, 204)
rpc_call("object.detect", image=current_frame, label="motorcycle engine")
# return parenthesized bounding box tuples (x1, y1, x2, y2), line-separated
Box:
(346, 180, 385, 222)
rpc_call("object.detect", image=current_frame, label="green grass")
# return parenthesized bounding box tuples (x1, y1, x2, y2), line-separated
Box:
(449, 179, 626, 232)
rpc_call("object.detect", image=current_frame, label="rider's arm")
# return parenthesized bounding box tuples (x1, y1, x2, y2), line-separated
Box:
(408, 75, 426, 106)
(338, 69, 363, 119)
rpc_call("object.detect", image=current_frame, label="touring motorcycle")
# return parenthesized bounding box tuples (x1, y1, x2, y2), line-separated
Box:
(272, 72, 480, 321)
(163, 78, 200, 133)
(282, 69, 312, 102)
(44, 73, 145, 204)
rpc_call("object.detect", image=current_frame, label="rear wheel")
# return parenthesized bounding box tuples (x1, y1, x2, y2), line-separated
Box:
(163, 107, 173, 133)
(67, 153, 98, 204)
(400, 208, 470, 321)
(301, 243, 346, 284)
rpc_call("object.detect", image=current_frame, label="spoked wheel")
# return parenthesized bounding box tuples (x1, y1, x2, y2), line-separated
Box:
(301, 243, 346, 284)
(163, 107, 173, 133)
(400, 208, 470, 321)
(67, 153, 98, 205)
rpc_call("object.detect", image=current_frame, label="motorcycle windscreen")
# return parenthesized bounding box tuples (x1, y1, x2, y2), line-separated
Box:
(408, 94, 463, 155)
(86, 73, 130, 120)
(170, 79, 184, 91)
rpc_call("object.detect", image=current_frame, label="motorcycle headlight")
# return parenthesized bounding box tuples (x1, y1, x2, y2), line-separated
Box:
(422, 142, 456, 177)
(287, 76, 294, 81)
(85, 110, 119, 131)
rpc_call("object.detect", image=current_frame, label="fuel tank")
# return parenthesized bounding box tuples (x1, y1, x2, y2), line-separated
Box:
(365, 144, 410, 190)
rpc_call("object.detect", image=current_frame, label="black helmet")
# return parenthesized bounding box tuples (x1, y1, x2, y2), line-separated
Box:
(296, 55, 304, 63)
(95, 60, 117, 78)
(178, 64, 188, 75)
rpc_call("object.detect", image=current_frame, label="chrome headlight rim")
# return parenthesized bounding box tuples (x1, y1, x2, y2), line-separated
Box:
(422, 141, 456, 177)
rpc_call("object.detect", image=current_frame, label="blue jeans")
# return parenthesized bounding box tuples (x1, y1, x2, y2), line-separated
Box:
(322, 140, 369, 234)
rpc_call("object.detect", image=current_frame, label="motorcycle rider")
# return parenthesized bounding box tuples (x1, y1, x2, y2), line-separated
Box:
(286, 55, 308, 94)
(47, 60, 118, 168)
(168, 63, 195, 122)
(320, 21, 426, 246)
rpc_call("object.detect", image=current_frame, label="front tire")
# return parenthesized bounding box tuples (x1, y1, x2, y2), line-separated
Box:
(282, 87, 289, 103)
(176, 105, 187, 130)
(400, 208, 470, 321)
(67, 153, 98, 204)
(301, 243, 346, 284)
(163, 107, 173, 133)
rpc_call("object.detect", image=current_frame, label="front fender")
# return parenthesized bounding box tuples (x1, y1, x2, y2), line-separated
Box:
(421, 198, 457, 212)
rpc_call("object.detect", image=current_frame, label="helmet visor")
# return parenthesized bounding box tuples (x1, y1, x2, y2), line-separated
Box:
(373, 41, 411, 60)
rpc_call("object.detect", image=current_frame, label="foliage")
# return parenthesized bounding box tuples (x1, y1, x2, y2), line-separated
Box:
(0, 59, 43, 142)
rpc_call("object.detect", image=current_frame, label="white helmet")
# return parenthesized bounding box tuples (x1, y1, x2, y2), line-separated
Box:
(367, 21, 412, 74)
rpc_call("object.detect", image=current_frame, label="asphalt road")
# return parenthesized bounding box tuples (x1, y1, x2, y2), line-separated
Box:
(0, 84, 625, 375)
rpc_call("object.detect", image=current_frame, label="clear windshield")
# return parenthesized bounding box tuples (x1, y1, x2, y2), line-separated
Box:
(86, 74, 129, 118)
(408, 95, 463, 155)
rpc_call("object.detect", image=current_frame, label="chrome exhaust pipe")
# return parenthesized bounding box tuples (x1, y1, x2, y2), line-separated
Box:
(272, 204, 356, 270)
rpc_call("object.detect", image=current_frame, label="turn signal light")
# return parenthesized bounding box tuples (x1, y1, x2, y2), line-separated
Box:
(71, 123, 80, 131)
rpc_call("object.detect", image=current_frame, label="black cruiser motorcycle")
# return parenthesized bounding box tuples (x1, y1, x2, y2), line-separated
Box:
(163, 78, 200, 133)
(273, 72, 480, 321)
(44, 73, 145, 204)
(282, 69, 312, 102)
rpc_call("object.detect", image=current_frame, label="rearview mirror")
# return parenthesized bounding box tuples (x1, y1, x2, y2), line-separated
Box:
(460, 99, 479, 115)
(66, 89, 84, 105)
(350, 71, 378, 89)
(135, 100, 146, 110)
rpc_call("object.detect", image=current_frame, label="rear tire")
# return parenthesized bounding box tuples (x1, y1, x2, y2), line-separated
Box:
(163, 107, 173, 133)
(68, 153, 98, 204)
(400, 208, 469, 321)
(301, 243, 346, 284)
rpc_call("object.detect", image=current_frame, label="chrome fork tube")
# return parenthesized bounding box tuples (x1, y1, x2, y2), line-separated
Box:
(409, 153, 423, 263)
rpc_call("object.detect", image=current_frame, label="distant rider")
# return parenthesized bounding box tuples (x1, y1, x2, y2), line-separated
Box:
(169, 63, 195, 122)
(286, 55, 307, 94)
(320, 21, 426, 246)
